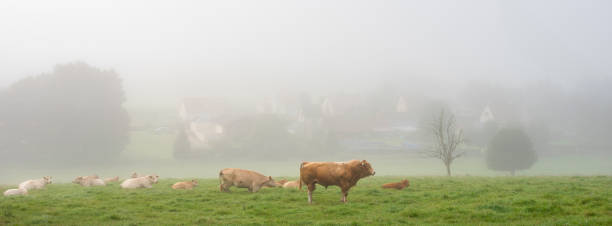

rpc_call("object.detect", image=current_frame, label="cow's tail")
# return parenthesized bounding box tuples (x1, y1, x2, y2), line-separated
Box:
(298, 162, 305, 190)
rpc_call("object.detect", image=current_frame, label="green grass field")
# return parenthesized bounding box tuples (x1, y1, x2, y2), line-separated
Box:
(1, 176, 610, 225)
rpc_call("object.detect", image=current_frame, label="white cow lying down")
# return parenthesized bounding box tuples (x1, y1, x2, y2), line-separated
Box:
(19, 176, 52, 190)
(120, 175, 159, 189)
(73, 176, 106, 187)
(4, 188, 28, 196)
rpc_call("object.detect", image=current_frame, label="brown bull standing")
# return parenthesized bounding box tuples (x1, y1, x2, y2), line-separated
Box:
(299, 160, 375, 203)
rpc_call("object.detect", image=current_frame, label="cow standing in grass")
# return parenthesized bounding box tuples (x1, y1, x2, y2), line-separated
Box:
(300, 160, 375, 203)
(219, 168, 277, 193)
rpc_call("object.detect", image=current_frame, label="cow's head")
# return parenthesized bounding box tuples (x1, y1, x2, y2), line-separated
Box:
(402, 179, 409, 187)
(261, 176, 277, 188)
(147, 175, 159, 184)
(131, 172, 139, 178)
(72, 176, 83, 184)
(358, 160, 375, 178)
(276, 179, 288, 187)
(44, 176, 53, 184)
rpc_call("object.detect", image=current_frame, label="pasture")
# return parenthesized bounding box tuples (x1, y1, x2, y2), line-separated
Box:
(1, 176, 610, 225)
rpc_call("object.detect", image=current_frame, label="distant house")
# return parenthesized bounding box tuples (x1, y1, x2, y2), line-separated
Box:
(321, 98, 335, 116)
(480, 106, 495, 123)
(256, 98, 282, 114)
(178, 98, 231, 149)
(396, 96, 408, 113)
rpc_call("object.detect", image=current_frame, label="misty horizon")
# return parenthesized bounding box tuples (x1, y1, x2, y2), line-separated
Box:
(2, 0, 611, 106)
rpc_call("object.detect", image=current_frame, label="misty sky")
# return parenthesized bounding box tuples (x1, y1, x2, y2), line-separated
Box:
(1, 0, 610, 105)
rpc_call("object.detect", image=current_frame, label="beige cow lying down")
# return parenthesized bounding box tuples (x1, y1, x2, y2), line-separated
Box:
(19, 176, 52, 190)
(3, 188, 28, 197)
(120, 175, 159, 189)
(172, 180, 198, 190)
(282, 180, 300, 189)
(275, 179, 301, 189)
(104, 176, 120, 183)
(73, 175, 106, 187)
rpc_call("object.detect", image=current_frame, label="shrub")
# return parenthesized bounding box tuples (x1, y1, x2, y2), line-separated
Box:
(0, 62, 129, 164)
(486, 128, 537, 175)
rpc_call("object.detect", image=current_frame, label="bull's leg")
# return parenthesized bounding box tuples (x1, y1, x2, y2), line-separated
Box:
(341, 187, 349, 203)
(307, 184, 316, 204)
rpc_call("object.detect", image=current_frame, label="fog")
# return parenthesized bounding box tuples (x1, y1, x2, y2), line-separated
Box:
(1, 0, 611, 184)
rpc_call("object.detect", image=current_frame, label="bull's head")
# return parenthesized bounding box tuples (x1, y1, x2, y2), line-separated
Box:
(359, 160, 375, 177)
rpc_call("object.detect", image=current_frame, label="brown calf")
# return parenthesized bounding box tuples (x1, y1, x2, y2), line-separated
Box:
(172, 180, 198, 190)
(381, 179, 409, 190)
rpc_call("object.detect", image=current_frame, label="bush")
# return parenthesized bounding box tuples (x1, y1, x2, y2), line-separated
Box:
(0, 62, 130, 164)
(486, 128, 537, 175)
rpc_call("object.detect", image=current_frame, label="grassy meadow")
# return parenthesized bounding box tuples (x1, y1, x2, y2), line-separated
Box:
(1, 176, 610, 225)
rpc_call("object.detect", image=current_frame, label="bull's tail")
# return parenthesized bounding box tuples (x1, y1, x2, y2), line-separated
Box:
(298, 162, 305, 190)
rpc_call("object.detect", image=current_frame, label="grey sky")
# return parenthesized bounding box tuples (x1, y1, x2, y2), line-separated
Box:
(1, 0, 610, 105)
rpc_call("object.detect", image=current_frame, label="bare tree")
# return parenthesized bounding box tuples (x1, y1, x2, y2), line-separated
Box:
(423, 109, 465, 176)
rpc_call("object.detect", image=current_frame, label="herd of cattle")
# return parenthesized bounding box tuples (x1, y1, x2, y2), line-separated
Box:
(3, 160, 410, 203)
